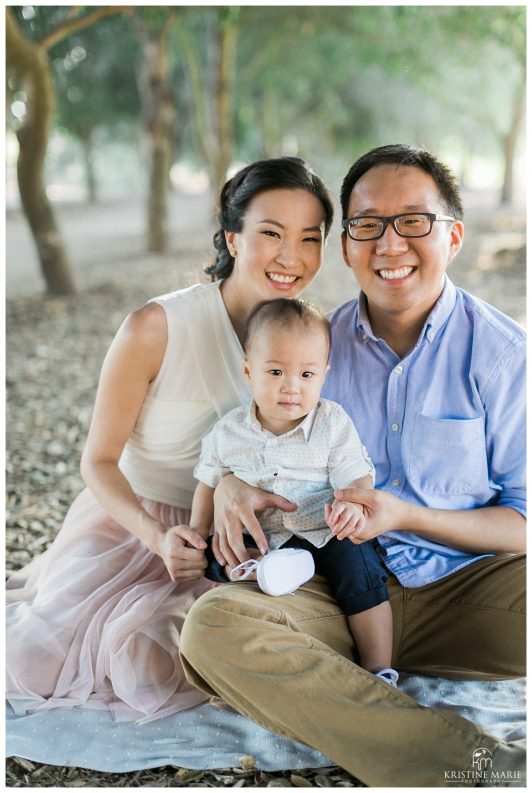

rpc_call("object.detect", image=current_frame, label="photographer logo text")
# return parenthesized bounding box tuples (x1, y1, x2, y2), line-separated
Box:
(443, 747, 524, 785)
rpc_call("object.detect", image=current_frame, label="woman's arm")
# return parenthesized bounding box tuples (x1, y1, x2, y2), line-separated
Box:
(333, 487, 526, 554)
(80, 303, 207, 581)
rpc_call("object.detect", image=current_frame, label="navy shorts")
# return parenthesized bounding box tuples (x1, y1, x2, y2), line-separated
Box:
(205, 533, 389, 616)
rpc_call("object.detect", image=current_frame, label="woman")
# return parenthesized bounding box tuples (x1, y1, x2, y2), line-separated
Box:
(7, 157, 334, 723)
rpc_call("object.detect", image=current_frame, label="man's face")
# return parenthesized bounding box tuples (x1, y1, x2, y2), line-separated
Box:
(342, 164, 464, 327)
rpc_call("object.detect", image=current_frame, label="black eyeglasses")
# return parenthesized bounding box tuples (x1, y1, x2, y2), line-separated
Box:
(342, 212, 455, 241)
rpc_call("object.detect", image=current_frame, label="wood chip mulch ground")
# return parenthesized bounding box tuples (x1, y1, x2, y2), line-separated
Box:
(6, 756, 364, 788)
(6, 260, 366, 788)
(6, 208, 525, 786)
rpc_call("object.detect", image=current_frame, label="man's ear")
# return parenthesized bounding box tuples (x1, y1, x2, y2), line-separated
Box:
(341, 231, 352, 270)
(448, 220, 464, 264)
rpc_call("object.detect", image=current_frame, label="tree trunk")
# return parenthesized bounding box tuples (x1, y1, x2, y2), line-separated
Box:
(79, 128, 98, 205)
(137, 18, 177, 253)
(178, 9, 238, 193)
(500, 81, 525, 206)
(212, 11, 238, 191)
(6, 9, 75, 295)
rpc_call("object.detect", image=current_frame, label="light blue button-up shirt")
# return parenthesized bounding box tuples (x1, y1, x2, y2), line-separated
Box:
(322, 277, 526, 587)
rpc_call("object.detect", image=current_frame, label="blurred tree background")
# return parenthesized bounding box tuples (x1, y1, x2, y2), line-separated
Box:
(6, 4, 526, 295)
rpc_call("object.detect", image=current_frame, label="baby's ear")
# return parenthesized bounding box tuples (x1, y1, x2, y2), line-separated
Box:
(243, 358, 251, 382)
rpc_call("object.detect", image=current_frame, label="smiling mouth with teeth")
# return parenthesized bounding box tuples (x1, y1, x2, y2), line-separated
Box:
(378, 266, 415, 280)
(267, 272, 299, 284)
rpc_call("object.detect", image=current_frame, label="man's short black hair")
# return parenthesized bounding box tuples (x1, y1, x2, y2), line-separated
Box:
(341, 144, 463, 221)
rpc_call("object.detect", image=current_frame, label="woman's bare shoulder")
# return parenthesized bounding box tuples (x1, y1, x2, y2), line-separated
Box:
(104, 302, 168, 384)
(120, 301, 167, 347)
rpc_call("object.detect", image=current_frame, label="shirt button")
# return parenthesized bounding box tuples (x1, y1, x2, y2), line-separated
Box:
(395, 365, 403, 374)
(362, 333, 369, 341)
(392, 479, 400, 487)
(391, 423, 399, 432)
(428, 331, 435, 342)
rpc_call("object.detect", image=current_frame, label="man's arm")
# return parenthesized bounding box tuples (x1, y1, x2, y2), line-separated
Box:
(404, 502, 525, 553)
(333, 487, 526, 554)
(335, 318, 526, 556)
(212, 475, 298, 567)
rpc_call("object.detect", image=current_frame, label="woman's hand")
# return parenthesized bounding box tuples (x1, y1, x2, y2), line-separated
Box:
(156, 525, 208, 582)
(330, 487, 410, 543)
(212, 475, 297, 568)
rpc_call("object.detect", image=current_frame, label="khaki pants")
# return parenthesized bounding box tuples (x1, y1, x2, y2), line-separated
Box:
(180, 554, 525, 787)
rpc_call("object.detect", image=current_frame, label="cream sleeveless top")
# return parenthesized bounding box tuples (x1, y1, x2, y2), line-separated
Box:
(119, 281, 249, 508)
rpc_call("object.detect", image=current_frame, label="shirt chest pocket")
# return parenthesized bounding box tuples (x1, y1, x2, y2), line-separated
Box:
(408, 414, 487, 495)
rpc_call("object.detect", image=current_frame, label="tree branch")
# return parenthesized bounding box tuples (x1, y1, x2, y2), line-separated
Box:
(39, 6, 130, 52)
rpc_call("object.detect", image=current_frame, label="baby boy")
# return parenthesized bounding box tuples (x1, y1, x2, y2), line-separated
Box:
(188, 298, 397, 685)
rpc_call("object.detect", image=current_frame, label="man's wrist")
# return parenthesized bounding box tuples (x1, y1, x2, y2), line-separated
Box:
(399, 500, 426, 533)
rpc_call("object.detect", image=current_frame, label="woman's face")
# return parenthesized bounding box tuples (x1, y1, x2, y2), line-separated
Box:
(225, 188, 326, 303)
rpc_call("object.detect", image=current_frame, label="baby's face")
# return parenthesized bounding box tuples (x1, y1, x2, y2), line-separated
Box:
(243, 325, 330, 434)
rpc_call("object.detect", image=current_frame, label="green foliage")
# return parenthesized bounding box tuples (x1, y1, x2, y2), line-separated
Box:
(231, 5, 524, 167)
(51, 15, 141, 139)
(8, 5, 526, 194)
(10, 4, 69, 41)
(9, 7, 141, 140)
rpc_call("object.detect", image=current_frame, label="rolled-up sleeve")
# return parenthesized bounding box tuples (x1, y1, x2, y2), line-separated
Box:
(193, 426, 231, 488)
(484, 338, 526, 517)
(327, 403, 375, 489)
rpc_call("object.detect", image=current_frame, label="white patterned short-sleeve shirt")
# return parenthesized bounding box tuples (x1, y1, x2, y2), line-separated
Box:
(194, 399, 375, 549)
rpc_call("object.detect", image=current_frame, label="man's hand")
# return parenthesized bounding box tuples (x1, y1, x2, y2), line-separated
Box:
(213, 475, 297, 568)
(330, 487, 409, 543)
(325, 500, 366, 541)
(157, 525, 208, 582)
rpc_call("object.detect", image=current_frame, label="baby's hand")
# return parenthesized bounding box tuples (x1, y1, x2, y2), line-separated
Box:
(325, 500, 366, 541)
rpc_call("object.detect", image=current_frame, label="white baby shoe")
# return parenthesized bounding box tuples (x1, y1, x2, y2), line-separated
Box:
(373, 668, 399, 687)
(229, 548, 315, 597)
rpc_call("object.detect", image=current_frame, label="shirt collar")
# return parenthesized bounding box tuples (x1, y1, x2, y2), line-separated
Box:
(356, 292, 378, 341)
(246, 400, 319, 441)
(355, 275, 457, 346)
(423, 275, 457, 342)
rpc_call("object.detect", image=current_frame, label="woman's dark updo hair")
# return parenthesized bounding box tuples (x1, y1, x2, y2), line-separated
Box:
(205, 156, 334, 280)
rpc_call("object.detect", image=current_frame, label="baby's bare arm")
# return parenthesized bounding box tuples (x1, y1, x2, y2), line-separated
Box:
(190, 482, 215, 541)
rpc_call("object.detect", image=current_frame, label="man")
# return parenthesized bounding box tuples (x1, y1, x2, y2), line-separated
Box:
(180, 145, 525, 787)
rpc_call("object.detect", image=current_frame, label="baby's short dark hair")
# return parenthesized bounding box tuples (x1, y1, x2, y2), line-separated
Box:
(244, 298, 331, 356)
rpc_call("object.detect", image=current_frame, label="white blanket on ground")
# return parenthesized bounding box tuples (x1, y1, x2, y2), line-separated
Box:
(6, 676, 526, 772)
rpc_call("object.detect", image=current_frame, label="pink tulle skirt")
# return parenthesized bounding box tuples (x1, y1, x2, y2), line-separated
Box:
(6, 488, 216, 723)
